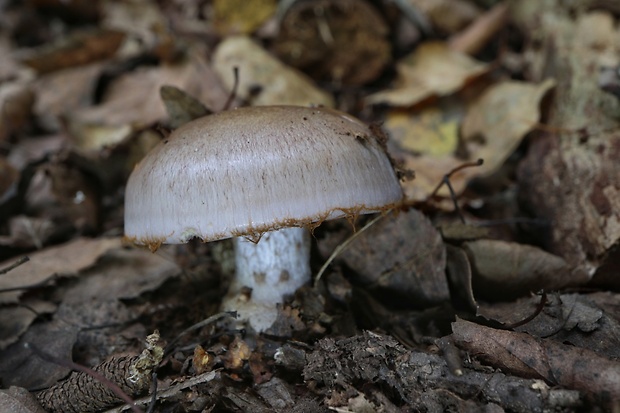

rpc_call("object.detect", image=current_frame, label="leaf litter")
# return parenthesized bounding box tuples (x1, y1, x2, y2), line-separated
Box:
(0, 0, 619, 411)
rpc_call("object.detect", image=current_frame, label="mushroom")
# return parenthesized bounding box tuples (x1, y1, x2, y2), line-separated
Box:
(124, 105, 403, 332)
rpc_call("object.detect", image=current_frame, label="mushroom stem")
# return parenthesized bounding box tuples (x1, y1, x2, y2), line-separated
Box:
(222, 227, 311, 332)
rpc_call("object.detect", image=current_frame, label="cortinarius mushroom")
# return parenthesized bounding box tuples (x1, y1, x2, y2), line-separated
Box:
(124, 106, 402, 331)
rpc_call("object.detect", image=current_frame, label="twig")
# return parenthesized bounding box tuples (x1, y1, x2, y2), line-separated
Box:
(220, 67, 239, 111)
(503, 291, 548, 330)
(426, 158, 484, 223)
(104, 371, 218, 413)
(146, 373, 157, 413)
(165, 311, 236, 355)
(0, 256, 29, 275)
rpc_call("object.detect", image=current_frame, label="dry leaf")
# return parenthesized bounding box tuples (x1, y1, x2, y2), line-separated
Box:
(225, 337, 252, 370)
(384, 106, 459, 156)
(0, 237, 121, 304)
(67, 46, 228, 148)
(33, 62, 104, 127)
(0, 387, 47, 413)
(212, 35, 334, 107)
(160, 85, 210, 129)
(445, 245, 477, 313)
(452, 319, 620, 407)
(338, 209, 449, 308)
(212, 0, 277, 35)
(392, 79, 554, 202)
(0, 247, 180, 389)
(101, 0, 167, 50)
(409, 0, 481, 34)
(0, 82, 34, 142)
(0, 157, 19, 204)
(19, 29, 125, 74)
(477, 292, 620, 360)
(463, 239, 584, 300)
(0, 299, 56, 350)
(366, 42, 488, 106)
(461, 79, 556, 163)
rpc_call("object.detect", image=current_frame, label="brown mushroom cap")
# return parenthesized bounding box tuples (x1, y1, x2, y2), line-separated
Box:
(124, 105, 403, 248)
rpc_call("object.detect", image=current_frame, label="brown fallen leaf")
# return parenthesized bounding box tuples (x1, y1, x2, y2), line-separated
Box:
(445, 245, 477, 313)
(462, 239, 586, 300)
(32, 62, 104, 128)
(409, 0, 482, 34)
(390, 78, 554, 202)
(67, 46, 228, 146)
(19, 29, 125, 74)
(452, 318, 620, 407)
(0, 82, 34, 142)
(212, 0, 277, 35)
(461, 79, 556, 162)
(0, 387, 47, 413)
(0, 157, 19, 204)
(366, 42, 488, 107)
(159, 85, 210, 129)
(224, 336, 252, 371)
(336, 209, 449, 308)
(384, 106, 460, 157)
(23, 160, 100, 238)
(0, 246, 180, 389)
(212, 35, 334, 107)
(449, 2, 510, 55)
(0, 237, 120, 304)
(0, 299, 56, 350)
(477, 292, 620, 360)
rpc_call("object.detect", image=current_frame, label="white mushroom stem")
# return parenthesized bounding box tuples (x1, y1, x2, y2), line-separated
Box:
(222, 227, 311, 332)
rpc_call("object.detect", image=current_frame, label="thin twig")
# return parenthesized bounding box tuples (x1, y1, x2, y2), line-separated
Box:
(426, 158, 484, 223)
(165, 311, 236, 355)
(220, 67, 239, 111)
(504, 291, 548, 329)
(427, 158, 484, 200)
(104, 371, 218, 413)
(0, 256, 29, 275)
(146, 372, 157, 413)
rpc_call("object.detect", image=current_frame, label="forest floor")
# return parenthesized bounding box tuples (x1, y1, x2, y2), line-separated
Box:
(0, 0, 619, 412)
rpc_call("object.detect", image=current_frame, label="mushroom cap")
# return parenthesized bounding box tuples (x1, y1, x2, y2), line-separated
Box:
(124, 105, 403, 247)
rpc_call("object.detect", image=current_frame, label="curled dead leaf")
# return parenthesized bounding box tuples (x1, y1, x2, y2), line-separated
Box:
(463, 239, 586, 300)
(213, 35, 334, 107)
